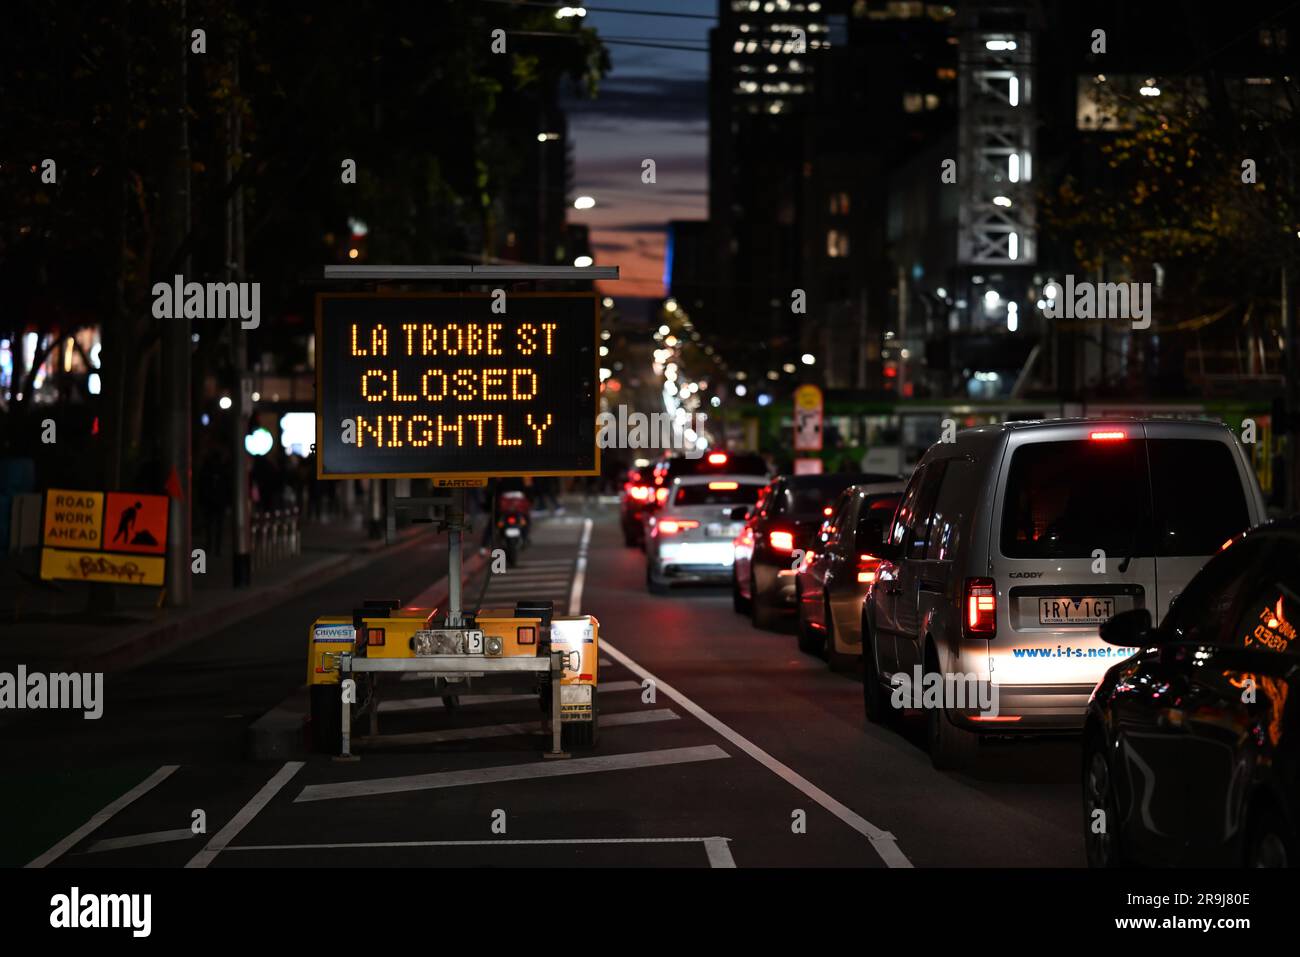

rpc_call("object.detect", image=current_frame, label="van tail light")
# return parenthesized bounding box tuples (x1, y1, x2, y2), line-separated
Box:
(656, 519, 699, 536)
(964, 578, 997, 638)
(769, 529, 795, 552)
(857, 554, 880, 584)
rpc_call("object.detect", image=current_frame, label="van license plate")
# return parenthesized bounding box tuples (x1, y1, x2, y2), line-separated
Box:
(1039, 597, 1115, 625)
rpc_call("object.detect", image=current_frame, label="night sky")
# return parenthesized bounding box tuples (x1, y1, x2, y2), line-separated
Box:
(563, 1, 711, 302)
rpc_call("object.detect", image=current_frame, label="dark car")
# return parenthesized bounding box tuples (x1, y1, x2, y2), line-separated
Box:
(619, 465, 655, 547)
(796, 481, 904, 668)
(1083, 520, 1300, 868)
(733, 473, 895, 629)
(631, 450, 769, 548)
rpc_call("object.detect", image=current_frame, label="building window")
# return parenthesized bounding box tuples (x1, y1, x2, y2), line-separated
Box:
(827, 229, 849, 258)
(1259, 27, 1288, 50)
(829, 191, 851, 215)
(902, 92, 924, 113)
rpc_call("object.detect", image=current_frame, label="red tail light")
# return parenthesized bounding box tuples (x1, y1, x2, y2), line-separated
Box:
(1089, 430, 1127, 441)
(656, 518, 699, 536)
(965, 578, 997, 637)
(736, 526, 754, 547)
(769, 529, 795, 551)
(823, 506, 834, 517)
(707, 452, 728, 465)
(628, 485, 651, 501)
(655, 487, 669, 505)
(857, 554, 880, 584)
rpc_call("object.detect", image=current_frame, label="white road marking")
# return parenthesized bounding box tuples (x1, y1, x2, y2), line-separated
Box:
(704, 837, 737, 868)
(356, 708, 678, 747)
(186, 761, 304, 868)
(225, 835, 732, 856)
(294, 744, 729, 803)
(601, 640, 913, 869)
(597, 679, 641, 693)
(26, 764, 180, 868)
(380, 680, 640, 712)
(86, 828, 195, 854)
(486, 572, 572, 579)
(568, 517, 593, 615)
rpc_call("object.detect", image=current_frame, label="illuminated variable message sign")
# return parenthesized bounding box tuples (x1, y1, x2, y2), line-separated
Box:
(316, 293, 598, 478)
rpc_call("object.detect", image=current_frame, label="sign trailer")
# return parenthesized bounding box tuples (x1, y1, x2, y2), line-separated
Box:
(308, 268, 614, 758)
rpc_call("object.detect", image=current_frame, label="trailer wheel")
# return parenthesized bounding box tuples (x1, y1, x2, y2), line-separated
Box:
(309, 684, 342, 754)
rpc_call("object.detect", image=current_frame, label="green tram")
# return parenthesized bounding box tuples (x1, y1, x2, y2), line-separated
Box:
(734, 397, 1276, 498)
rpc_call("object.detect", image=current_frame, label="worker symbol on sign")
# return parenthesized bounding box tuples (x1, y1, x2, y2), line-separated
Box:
(112, 501, 144, 545)
(103, 492, 169, 555)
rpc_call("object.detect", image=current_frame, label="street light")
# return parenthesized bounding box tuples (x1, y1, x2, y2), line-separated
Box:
(574, 255, 593, 267)
(574, 195, 595, 210)
(801, 353, 815, 365)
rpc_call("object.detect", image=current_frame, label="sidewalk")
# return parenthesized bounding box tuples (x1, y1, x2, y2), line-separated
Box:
(0, 516, 439, 674)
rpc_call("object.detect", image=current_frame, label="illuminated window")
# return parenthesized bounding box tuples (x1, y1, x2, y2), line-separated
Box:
(826, 229, 849, 258)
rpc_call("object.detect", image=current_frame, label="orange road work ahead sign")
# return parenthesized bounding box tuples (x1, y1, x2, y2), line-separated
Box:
(103, 493, 168, 555)
(40, 489, 169, 587)
(42, 489, 105, 550)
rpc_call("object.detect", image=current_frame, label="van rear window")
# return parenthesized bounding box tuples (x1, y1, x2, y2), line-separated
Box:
(1000, 439, 1151, 559)
(1147, 439, 1250, 556)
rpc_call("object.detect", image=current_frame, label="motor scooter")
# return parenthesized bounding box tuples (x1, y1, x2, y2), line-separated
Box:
(495, 489, 531, 566)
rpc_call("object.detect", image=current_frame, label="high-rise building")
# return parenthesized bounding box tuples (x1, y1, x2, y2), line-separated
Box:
(709, 0, 829, 361)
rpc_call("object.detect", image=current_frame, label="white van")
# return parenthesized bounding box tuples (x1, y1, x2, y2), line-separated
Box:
(861, 419, 1267, 768)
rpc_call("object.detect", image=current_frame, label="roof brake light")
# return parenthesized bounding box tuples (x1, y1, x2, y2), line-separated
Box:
(1090, 430, 1127, 441)
(707, 452, 728, 465)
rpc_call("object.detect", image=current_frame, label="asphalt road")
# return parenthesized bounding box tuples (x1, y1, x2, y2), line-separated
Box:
(4, 507, 1086, 868)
